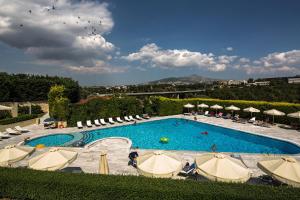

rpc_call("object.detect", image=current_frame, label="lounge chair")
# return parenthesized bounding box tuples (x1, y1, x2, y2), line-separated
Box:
(204, 111, 209, 116)
(142, 114, 150, 119)
(86, 120, 93, 127)
(232, 114, 240, 121)
(15, 126, 29, 133)
(248, 117, 256, 123)
(216, 112, 223, 118)
(223, 113, 232, 119)
(6, 128, 21, 135)
(180, 163, 196, 176)
(94, 119, 101, 126)
(100, 119, 107, 125)
(210, 111, 215, 117)
(135, 115, 142, 120)
(124, 116, 131, 122)
(77, 121, 83, 129)
(129, 116, 135, 121)
(116, 117, 123, 123)
(0, 132, 11, 139)
(108, 118, 115, 124)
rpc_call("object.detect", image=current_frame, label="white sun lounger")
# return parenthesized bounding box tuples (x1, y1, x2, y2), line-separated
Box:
(6, 128, 21, 135)
(135, 115, 142, 120)
(86, 120, 93, 127)
(142, 114, 150, 119)
(248, 117, 256, 123)
(77, 121, 83, 129)
(15, 126, 29, 133)
(116, 117, 123, 123)
(100, 119, 107, 125)
(129, 116, 135, 121)
(124, 116, 131, 122)
(108, 118, 115, 124)
(0, 132, 11, 139)
(94, 119, 101, 126)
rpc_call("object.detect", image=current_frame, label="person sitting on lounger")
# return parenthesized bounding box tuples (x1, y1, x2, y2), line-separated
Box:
(128, 151, 139, 167)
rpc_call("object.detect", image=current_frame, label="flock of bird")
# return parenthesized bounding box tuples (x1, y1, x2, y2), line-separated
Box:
(19, 1, 104, 40)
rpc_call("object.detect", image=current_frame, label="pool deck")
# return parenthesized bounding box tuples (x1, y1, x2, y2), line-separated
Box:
(1, 114, 300, 179)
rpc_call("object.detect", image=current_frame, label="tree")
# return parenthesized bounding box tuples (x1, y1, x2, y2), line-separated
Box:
(48, 85, 70, 121)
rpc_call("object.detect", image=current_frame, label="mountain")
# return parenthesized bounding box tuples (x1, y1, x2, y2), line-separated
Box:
(147, 74, 221, 85)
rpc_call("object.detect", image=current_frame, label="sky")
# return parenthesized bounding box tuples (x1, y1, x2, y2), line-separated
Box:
(0, 0, 300, 86)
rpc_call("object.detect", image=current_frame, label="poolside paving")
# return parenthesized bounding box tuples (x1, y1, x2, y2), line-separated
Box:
(1, 114, 300, 180)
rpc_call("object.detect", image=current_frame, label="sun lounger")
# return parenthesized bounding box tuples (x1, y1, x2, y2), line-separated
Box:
(108, 118, 115, 124)
(77, 121, 83, 129)
(135, 115, 142, 120)
(248, 117, 256, 123)
(142, 114, 150, 119)
(94, 119, 101, 126)
(235, 118, 247, 124)
(180, 163, 196, 175)
(216, 112, 223, 118)
(86, 120, 93, 127)
(223, 113, 232, 119)
(6, 128, 21, 135)
(129, 116, 135, 121)
(204, 111, 209, 116)
(124, 116, 131, 122)
(15, 126, 29, 133)
(116, 117, 123, 123)
(100, 119, 107, 125)
(0, 132, 11, 139)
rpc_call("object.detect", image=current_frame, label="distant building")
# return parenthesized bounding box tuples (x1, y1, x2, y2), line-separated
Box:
(288, 78, 300, 84)
(253, 81, 270, 86)
(227, 80, 247, 85)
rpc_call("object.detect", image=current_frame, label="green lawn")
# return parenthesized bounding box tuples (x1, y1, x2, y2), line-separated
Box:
(0, 167, 300, 200)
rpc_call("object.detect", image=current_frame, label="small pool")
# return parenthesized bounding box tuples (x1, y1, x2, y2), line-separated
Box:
(25, 118, 300, 154)
(25, 134, 74, 147)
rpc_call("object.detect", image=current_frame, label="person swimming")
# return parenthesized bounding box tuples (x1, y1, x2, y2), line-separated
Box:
(200, 131, 208, 135)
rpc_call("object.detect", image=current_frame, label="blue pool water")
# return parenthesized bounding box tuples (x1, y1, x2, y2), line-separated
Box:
(26, 118, 300, 154)
(26, 134, 74, 147)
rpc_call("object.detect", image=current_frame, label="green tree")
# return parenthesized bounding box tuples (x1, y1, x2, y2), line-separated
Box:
(48, 85, 70, 121)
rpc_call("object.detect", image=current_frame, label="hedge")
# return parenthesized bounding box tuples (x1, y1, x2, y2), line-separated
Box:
(18, 105, 43, 115)
(150, 97, 300, 125)
(0, 167, 300, 200)
(0, 114, 38, 125)
(68, 96, 143, 127)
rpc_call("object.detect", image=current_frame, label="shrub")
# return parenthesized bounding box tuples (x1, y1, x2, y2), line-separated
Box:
(150, 97, 300, 124)
(18, 105, 43, 115)
(0, 167, 299, 200)
(48, 85, 70, 121)
(0, 114, 38, 125)
(0, 110, 12, 120)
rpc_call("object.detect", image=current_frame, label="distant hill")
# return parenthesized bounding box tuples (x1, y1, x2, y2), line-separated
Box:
(147, 74, 221, 85)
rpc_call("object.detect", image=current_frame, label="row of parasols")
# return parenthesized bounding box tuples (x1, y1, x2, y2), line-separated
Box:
(1, 145, 299, 187)
(184, 103, 300, 123)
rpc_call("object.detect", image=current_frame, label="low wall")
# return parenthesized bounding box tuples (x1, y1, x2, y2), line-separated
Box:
(0, 101, 49, 113)
(0, 118, 38, 132)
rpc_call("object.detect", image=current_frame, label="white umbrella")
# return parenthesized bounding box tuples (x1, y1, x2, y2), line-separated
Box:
(137, 151, 182, 178)
(263, 109, 285, 123)
(243, 107, 260, 117)
(0, 105, 12, 110)
(0, 145, 35, 166)
(198, 103, 209, 108)
(225, 105, 240, 114)
(29, 148, 78, 171)
(288, 111, 300, 122)
(210, 104, 223, 114)
(184, 103, 195, 113)
(195, 153, 251, 183)
(258, 157, 300, 187)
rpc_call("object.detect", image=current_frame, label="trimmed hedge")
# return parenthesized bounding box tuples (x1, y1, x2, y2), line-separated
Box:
(68, 96, 143, 126)
(0, 167, 300, 200)
(151, 97, 300, 124)
(0, 114, 38, 125)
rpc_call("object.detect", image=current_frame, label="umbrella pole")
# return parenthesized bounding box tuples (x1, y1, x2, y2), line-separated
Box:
(273, 115, 275, 124)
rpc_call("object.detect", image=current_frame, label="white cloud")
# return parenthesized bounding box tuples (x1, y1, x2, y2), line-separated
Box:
(65, 61, 128, 74)
(0, 0, 120, 72)
(123, 43, 237, 72)
(226, 47, 233, 51)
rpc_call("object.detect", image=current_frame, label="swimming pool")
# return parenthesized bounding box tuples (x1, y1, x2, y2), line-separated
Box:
(25, 134, 74, 147)
(25, 118, 300, 154)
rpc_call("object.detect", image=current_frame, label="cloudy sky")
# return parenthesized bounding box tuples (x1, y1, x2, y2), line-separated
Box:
(0, 0, 300, 85)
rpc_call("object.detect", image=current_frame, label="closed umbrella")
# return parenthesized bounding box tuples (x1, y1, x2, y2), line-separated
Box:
(263, 109, 285, 123)
(137, 151, 182, 178)
(0, 145, 34, 166)
(243, 107, 260, 117)
(184, 103, 195, 113)
(195, 153, 251, 183)
(225, 105, 240, 115)
(29, 148, 77, 171)
(258, 157, 300, 187)
(99, 151, 109, 174)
